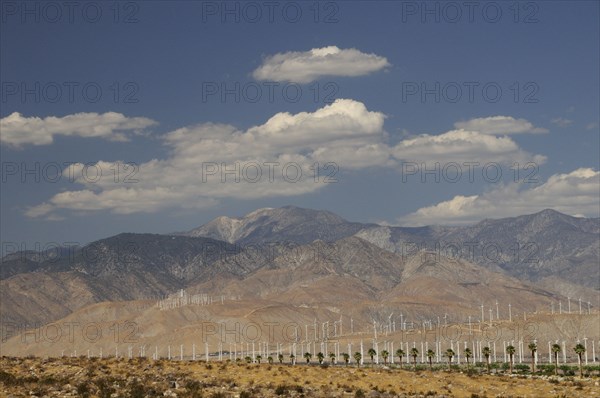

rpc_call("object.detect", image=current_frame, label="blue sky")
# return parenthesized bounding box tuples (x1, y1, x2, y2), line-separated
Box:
(1, 0, 599, 247)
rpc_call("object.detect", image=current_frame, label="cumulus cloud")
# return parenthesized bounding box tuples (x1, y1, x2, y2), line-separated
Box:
(0, 112, 157, 147)
(23, 104, 548, 219)
(391, 129, 547, 165)
(252, 46, 390, 83)
(25, 100, 387, 218)
(454, 116, 547, 135)
(398, 168, 600, 226)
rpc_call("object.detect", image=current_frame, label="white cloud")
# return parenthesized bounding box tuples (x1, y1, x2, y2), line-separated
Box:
(398, 168, 600, 226)
(23, 104, 548, 219)
(252, 46, 390, 83)
(454, 116, 547, 135)
(0, 112, 157, 147)
(25, 100, 387, 218)
(391, 129, 546, 165)
(551, 117, 573, 127)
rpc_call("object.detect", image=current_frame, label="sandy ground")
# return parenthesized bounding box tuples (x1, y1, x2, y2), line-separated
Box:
(1, 356, 599, 397)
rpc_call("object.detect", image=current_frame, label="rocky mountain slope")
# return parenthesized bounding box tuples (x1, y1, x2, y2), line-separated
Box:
(355, 209, 600, 289)
(1, 206, 597, 330)
(182, 206, 372, 244)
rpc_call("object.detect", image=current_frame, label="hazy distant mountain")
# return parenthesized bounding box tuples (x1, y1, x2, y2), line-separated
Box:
(183, 206, 599, 289)
(182, 205, 372, 244)
(2, 206, 597, 328)
(0, 234, 237, 324)
(4, 236, 576, 358)
(356, 209, 600, 290)
(188, 236, 560, 316)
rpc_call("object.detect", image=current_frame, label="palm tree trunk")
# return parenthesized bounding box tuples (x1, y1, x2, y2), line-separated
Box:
(579, 354, 583, 378)
(554, 354, 558, 376)
(428, 358, 432, 370)
(509, 356, 513, 374)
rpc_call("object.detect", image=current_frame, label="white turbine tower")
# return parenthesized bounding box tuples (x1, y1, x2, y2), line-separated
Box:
(480, 303, 485, 323)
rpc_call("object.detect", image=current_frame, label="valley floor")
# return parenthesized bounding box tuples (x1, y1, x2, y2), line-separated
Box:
(1, 356, 599, 397)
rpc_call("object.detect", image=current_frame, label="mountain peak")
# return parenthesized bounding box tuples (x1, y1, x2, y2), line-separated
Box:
(184, 206, 368, 244)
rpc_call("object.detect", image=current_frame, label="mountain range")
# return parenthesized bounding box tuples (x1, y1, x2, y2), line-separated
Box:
(1, 206, 598, 333)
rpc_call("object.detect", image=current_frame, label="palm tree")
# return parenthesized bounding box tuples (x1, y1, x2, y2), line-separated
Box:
(426, 349, 435, 370)
(551, 344, 561, 376)
(256, 354, 262, 364)
(482, 346, 491, 373)
(528, 342, 537, 374)
(317, 352, 324, 364)
(244, 356, 252, 364)
(354, 352, 362, 367)
(574, 343, 586, 378)
(342, 352, 350, 366)
(289, 353, 295, 365)
(367, 348, 377, 366)
(396, 348, 405, 369)
(465, 347, 473, 370)
(445, 349, 455, 370)
(410, 347, 419, 369)
(329, 352, 336, 365)
(278, 353, 284, 364)
(381, 350, 389, 365)
(304, 352, 312, 364)
(506, 345, 515, 374)
(267, 356, 273, 364)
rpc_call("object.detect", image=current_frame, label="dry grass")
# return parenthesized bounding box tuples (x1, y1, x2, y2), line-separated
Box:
(0, 356, 598, 397)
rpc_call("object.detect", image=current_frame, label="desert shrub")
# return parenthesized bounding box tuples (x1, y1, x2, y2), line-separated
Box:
(0, 370, 16, 386)
(96, 378, 115, 398)
(355, 389, 366, 398)
(465, 367, 479, 377)
(40, 374, 59, 385)
(128, 380, 147, 398)
(274, 384, 288, 395)
(559, 365, 575, 376)
(185, 380, 203, 398)
(77, 381, 91, 398)
(514, 364, 530, 373)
